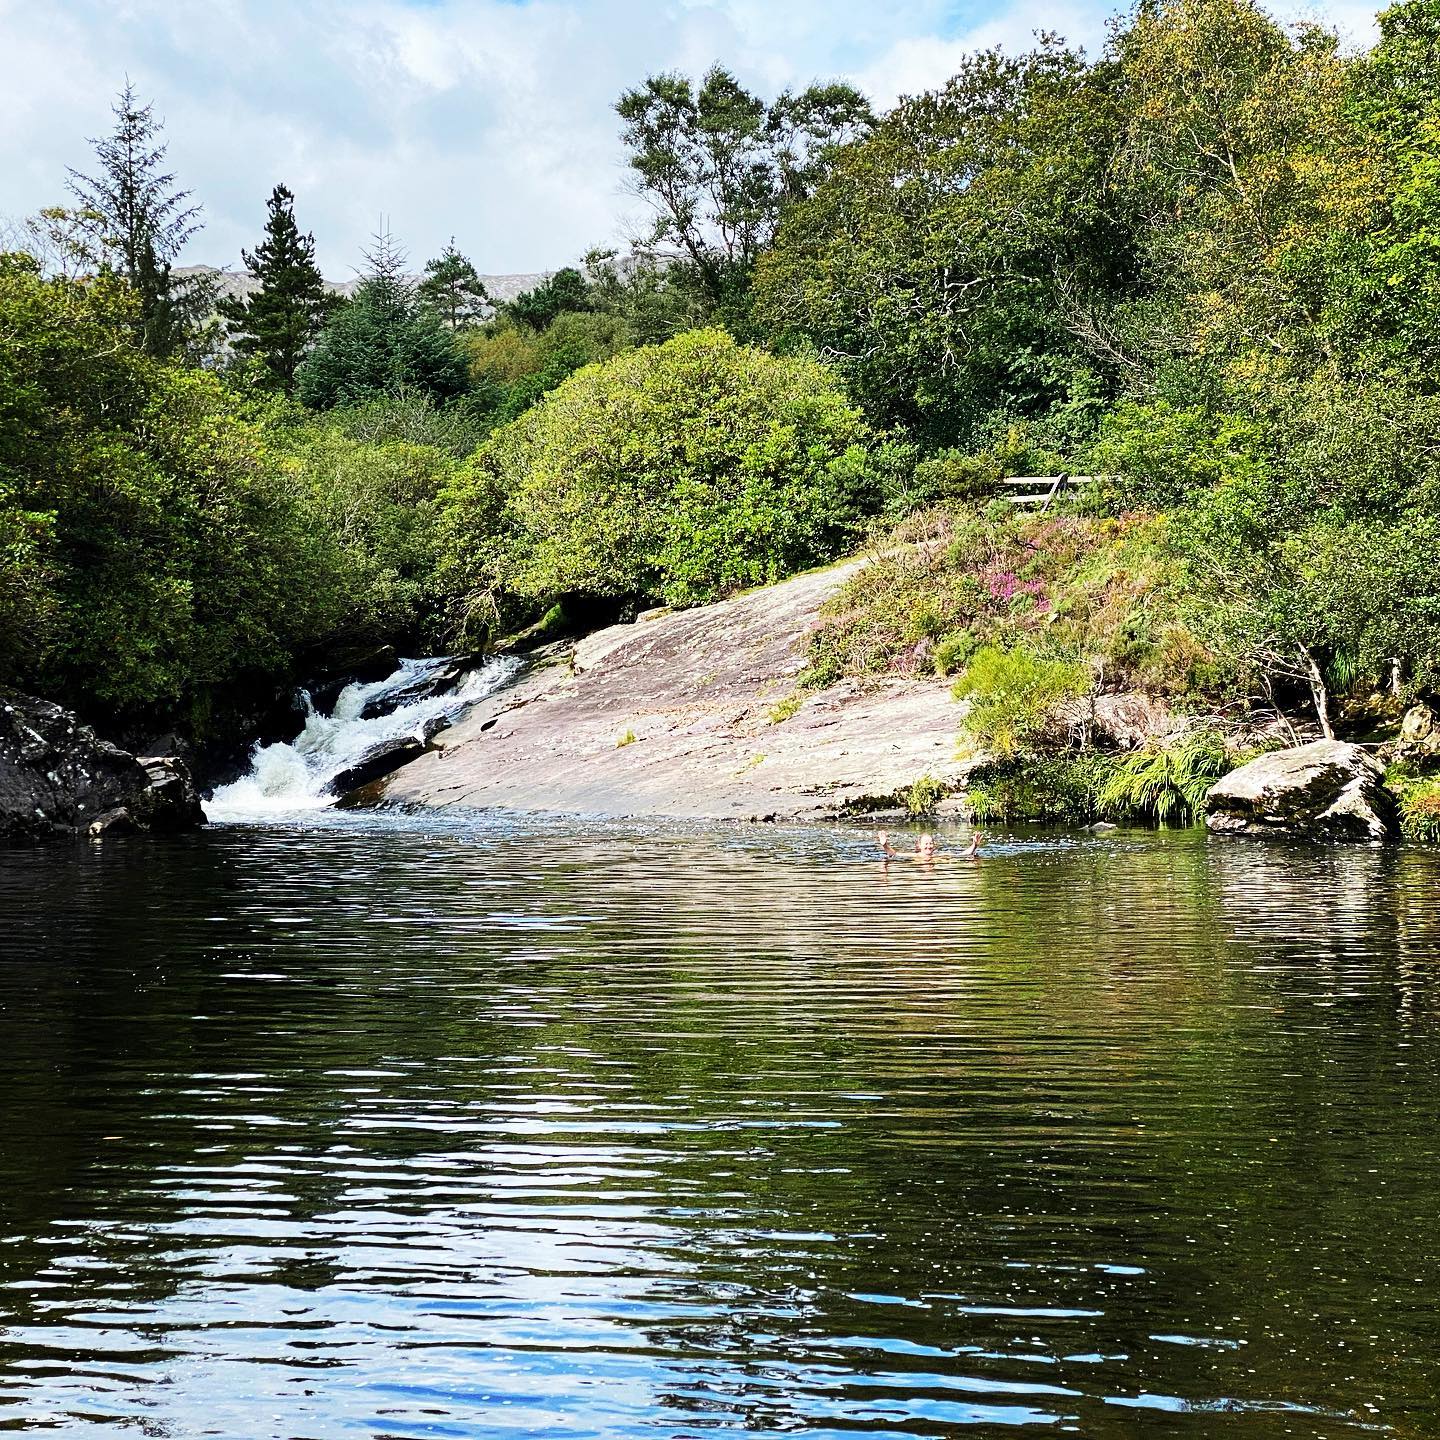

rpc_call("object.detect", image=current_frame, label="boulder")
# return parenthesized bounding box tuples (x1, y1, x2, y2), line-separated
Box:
(135, 755, 207, 831)
(357, 660, 466, 720)
(88, 808, 139, 839)
(1204, 740, 1397, 842)
(1400, 704, 1437, 750)
(1, 690, 206, 844)
(327, 735, 426, 797)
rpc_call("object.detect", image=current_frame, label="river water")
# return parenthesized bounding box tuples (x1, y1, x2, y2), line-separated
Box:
(1, 816, 1437, 1438)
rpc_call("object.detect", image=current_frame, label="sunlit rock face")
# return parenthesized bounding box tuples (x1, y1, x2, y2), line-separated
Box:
(0, 691, 203, 843)
(1205, 739, 1398, 843)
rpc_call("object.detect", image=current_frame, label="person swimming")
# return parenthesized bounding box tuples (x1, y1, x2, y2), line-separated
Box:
(875, 830, 984, 861)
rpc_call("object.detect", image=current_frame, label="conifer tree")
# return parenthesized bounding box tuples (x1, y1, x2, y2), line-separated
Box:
(66, 83, 215, 361)
(296, 230, 471, 410)
(222, 184, 335, 393)
(418, 240, 490, 330)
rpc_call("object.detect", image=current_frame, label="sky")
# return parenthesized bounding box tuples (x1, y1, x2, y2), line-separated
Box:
(0, 0, 1382, 280)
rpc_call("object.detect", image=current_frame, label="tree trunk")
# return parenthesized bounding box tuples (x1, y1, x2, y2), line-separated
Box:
(1300, 646, 1335, 741)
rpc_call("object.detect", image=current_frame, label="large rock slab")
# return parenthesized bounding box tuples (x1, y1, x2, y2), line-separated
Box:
(1205, 740, 1397, 842)
(377, 561, 974, 822)
(1, 691, 205, 843)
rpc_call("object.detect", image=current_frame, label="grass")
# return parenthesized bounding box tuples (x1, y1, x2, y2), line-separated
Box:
(616, 729, 637, 748)
(905, 774, 947, 816)
(767, 692, 804, 724)
(1096, 729, 1234, 826)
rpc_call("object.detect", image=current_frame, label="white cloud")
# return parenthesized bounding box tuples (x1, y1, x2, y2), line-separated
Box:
(0, 0, 1382, 279)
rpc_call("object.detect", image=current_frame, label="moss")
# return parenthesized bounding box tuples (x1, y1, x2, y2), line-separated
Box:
(766, 692, 804, 724)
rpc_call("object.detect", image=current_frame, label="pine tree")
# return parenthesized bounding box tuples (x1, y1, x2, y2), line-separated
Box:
(295, 230, 471, 410)
(417, 240, 490, 330)
(221, 184, 335, 393)
(66, 83, 215, 361)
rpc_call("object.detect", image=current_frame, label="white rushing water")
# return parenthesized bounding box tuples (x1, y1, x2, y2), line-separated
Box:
(205, 656, 517, 821)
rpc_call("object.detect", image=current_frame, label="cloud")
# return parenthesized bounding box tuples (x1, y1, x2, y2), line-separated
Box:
(0, 0, 1381, 279)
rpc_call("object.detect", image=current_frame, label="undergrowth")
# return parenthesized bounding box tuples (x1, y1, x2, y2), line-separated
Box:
(802, 503, 1219, 700)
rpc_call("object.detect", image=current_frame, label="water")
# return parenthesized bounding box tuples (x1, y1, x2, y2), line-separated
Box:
(206, 657, 517, 819)
(1, 816, 1438, 1439)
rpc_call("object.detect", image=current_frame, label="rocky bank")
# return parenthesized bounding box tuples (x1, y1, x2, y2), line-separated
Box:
(1, 691, 204, 843)
(374, 561, 972, 821)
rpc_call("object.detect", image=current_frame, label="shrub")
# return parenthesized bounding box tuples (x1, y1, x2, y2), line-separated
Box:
(905, 773, 947, 815)
(952, 644, 1090, 759)
(445, 328, 875, 614)
(1097, 729, 1233, 825)
(284, 432, 455, 651)
(964, 754, 1115, 823)
(933, 631, 978, 677)
(1389, 771, 1440, 843)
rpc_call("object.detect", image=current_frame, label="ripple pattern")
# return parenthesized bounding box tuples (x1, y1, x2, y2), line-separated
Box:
(1, 817, 1438, 1438)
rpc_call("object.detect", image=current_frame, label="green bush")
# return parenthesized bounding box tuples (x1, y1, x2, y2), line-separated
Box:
(1390, 773, 1440, 843)
(952, 644, 1090, 758)
(933, 630, 978, 677)
(964, 753, 1115, 823)
(282, 432, 455, 650)
(905, 773, 947, 815)
(444, 328, 876, 614)
(0, 254, 339, 724)
(1097, 729, 1233, 825)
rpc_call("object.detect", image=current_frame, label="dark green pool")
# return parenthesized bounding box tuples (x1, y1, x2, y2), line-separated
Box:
(1, 817, 1436, 1437)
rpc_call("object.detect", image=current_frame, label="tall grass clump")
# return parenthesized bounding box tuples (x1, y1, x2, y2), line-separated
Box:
(1097, 729, 1232, 825)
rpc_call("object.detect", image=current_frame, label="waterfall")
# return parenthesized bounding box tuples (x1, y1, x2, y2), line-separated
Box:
(205, 655, 517, 821)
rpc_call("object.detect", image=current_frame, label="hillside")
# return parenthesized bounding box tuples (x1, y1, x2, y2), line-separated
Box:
(177, 264, 548, 311)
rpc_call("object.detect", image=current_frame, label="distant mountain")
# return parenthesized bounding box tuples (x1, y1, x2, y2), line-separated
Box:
(178, 264, 548, 312)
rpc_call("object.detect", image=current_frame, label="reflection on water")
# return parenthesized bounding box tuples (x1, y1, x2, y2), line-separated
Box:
(1, 817, 1438, 1439)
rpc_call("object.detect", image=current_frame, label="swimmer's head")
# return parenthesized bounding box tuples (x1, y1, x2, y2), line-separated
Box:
(917, 834, 937, 857)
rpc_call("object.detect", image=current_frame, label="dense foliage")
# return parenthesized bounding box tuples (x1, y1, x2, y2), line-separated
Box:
(442, 330, 875, 624)
(296, 234, 470, 410)
(0, 255, 325, 723)
(8, 0, 1440, 800)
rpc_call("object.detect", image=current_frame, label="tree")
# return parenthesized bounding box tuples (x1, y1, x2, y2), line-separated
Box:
(418, 240, 490, 330)
(221, 184, 335, 394)
(65, 83, 216, 362)
(617, 67, 871, 313)
(1348, 0, 1440, 381)
(296, 230, 471, 410)
(442, 329, 876, 617)
(506, 267, 591, 330)
(753, 43, 1129, 443)
(0, 251, 335, 722)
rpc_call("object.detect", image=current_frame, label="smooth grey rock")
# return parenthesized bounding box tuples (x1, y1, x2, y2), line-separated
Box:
(1204, 740, 1397, 842)
(379, 561, 978, 822)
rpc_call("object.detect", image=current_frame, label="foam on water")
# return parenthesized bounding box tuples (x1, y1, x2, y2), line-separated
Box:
(205, 655, 517, 820)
